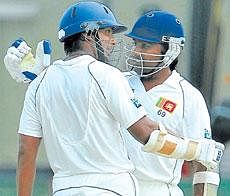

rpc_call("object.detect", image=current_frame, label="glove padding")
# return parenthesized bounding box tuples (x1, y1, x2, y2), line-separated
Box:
(142, 127, 224, 170)
(4, 38, 52, 83)
(196, 138, 224, 170)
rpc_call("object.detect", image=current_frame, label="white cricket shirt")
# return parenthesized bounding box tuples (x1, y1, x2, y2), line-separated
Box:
(123, 70, 212, 185)
(18, 55, 146, 190)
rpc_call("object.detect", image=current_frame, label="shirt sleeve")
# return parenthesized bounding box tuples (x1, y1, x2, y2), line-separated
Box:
(18, 81, 42, 138)
(104, 69, 147, 129)
(182, 87, 212, 139)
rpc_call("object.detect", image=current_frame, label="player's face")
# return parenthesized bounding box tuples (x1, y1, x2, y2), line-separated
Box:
(97, 28, 116, 57)
(133, 40, 162, 68)
(125, 39, 163, 76)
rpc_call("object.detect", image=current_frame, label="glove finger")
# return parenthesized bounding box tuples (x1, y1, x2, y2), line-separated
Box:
(35, 40, 52, 67)
(11, 38, 24, 48)
(11, 39, 31, 56)
(43, 40, 52, 55)
(18, 43, 31, 55)
(4, 53, 21, 69)
(7, 47, 25, 59)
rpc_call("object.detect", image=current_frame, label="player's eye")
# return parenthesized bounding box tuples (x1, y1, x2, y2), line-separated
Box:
(106, 29, 112, 34)
(102, 28, 113, 36)
(134, 40, 152, 49)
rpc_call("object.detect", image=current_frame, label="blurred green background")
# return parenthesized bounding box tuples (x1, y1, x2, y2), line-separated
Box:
(1, 0, 230, 195)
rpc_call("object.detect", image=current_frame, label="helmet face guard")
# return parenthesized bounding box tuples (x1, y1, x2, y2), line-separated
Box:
(124, 10, 185, 77)
(124, 36, 185, 77)
(82, 30, 124, 66)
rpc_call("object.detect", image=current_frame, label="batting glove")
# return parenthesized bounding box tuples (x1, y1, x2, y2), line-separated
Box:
(196, 138, 224, 170)
(4, 38, 52, 83)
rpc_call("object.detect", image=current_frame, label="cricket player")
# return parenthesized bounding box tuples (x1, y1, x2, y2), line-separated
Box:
(3, 2, 224, 196)
(122, 10, 222, 196)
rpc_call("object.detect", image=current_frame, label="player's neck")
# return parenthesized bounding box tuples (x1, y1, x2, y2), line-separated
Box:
(141, 68, 172, 91)
(64, 43, 97, 61)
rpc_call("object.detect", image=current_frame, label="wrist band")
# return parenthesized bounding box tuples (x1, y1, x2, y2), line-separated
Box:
(193, 171, 220, 185)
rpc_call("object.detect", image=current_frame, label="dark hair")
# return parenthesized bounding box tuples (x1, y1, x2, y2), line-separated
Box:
(160, 42, 178, 71)
(63, 33, 84, 55)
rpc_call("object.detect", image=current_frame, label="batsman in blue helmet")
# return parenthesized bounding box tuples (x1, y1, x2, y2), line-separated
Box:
(9, 2, 152, 196)
(125, 10, 185, 78)
(122, 10, 223, 196)
(3, 4, 224, 196)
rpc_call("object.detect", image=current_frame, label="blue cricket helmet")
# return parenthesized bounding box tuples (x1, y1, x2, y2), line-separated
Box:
(58, 1, 127, 42)
(124, 10, 185, 77)
(126, 10, 185, 44)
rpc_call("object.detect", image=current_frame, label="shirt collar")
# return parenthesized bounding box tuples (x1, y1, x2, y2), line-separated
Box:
(162, 70, 182, 89)
(53, 55, 96, 66)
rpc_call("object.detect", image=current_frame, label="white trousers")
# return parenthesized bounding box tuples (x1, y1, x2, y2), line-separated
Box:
(138, 180, 184, 196)
(54, 186, 126, 196)
(53, 172, 139, 196)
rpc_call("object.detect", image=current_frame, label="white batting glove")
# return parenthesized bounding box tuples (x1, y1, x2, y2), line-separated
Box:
(196, 138, 224, 170)
(4, 38, 52, 83)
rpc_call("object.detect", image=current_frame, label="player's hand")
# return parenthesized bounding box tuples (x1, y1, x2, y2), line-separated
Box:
(196, 138, 224, 169)
(4, 38, 52, 83)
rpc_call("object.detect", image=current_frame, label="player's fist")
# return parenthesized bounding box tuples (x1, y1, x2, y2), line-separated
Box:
(196, 138, 225, 169)
(4, 38, 52, 83)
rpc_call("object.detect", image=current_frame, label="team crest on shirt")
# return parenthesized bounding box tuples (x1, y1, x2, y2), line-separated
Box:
(155, 97, 177, 113)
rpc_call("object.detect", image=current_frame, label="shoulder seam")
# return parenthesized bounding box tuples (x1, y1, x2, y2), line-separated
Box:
(88, 60, 106, 99)
(34, 68, 49, 110)
(178, 79, 185, 118)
